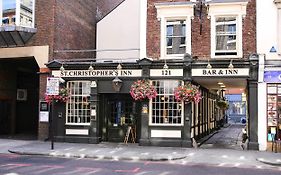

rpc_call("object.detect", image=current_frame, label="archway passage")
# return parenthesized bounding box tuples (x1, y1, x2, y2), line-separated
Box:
(194, 78, 248, 150)
(0, 57, 39, 140)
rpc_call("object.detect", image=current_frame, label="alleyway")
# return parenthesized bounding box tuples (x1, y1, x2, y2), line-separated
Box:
(200, 123, 245, 150)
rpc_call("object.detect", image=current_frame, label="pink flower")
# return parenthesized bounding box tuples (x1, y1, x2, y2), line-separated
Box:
(130, 80, 157, 101)
(174, 83, 201, 103)
(45, 87, 69, 104)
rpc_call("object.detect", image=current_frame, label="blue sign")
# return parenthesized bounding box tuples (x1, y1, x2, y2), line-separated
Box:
(264, 71, 281, 83)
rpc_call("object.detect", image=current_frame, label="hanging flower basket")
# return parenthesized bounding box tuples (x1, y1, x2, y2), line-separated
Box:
(216, 100, 229, 109)
(174, 83, 201, 103)
(45, 87, 69, 104)
(130, 80, 157, 101)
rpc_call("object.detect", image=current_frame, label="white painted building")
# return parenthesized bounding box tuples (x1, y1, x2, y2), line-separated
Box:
(96, 0, 147, 62)
(257, 0, 281, 151)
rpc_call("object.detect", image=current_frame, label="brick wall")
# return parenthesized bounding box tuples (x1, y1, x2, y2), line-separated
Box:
(27, 0, 56, 60)
(97, 0, 125, 21)
(243, 0, 256, 58)
(147, 0, 256, 60)
(28, 0, 97, 60)
(53, 0, 96, 60)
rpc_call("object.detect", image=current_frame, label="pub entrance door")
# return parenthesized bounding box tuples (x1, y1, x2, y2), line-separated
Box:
(100, 94, 140, 143)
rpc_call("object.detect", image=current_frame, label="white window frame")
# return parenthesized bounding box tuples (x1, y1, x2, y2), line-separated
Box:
(66, 81, 91, 126)
(149, 80, 184, 126)
(214, 16, 238, 56)
(209, 1, 247, 59)
(155, 3, 193, 60)
(165, 19, 187, 57)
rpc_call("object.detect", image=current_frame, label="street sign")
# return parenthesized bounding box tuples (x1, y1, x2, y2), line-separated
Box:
(46, 77, 60, 95)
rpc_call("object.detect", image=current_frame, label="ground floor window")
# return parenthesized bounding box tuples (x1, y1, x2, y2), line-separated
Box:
(66, 81, 91, 125)
(266, 84, 281, 141)
(150, 80, 183, 126)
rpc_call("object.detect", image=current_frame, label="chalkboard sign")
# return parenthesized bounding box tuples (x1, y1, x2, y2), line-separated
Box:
(124, 126, 136, 144)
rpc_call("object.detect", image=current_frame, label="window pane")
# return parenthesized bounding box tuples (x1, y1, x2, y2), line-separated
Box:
(151, 80, 183, 125)
(66, 81, 91, 125)
(166, 20, 186, 55)
(216, 35, 236, 50)
(2, 0, 16, 25)
(215, 17, 237, 53)
(20, 0, 34, 27)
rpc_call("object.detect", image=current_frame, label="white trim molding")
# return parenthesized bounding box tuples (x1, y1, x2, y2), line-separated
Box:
(65, 129, 89, 135)
(140, 0, 147, 59)
(151, 130, 181, 138)
(208, 1, 248, 59)
(275, 0, 281, 55)
(155, 2, 193, 60)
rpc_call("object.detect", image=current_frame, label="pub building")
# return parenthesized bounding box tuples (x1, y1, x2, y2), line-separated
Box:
(41, 0, 260, 149)
(46, 53, 259, 148)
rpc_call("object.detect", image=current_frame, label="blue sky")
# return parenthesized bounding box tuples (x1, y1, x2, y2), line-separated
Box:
(3, 1, 16, 10)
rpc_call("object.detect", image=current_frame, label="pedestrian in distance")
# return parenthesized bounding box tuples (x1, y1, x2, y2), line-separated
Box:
(241, 127, 248, 150)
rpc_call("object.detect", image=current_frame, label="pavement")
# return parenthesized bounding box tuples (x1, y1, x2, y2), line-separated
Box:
(1, 123, 281, 168)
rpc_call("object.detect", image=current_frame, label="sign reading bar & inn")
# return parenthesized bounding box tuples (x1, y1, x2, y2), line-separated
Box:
(192, 68, 250, 77)
(52, 70, 142, 77)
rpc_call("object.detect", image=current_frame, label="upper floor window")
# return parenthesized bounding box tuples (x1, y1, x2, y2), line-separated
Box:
(166, 20, 186, 55)
(155, 2, 193, 59)
(208, 1, 247, 58)
(1, 0, 35, 28)
(215, 16, 237, 56)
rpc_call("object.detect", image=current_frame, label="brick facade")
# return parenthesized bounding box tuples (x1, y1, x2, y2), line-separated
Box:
(147, 0, 256, 60)
(27, 0, 56, 59)
(97, 0, 125, 21)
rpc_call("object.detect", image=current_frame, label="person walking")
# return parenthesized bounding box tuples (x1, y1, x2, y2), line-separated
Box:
(241, 127, 248, 150)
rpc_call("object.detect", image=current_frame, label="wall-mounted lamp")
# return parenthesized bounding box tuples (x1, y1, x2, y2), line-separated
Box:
(206, 59, 212, 69)
(228, 59, 234, 69)
(117, 63, 122, 70)
(163, 60, 169, 70)
(88, 62, 94, 71)
(112, 77, 123, 92)
(60, 64, 65, 72)
(91, 81, 97, 88)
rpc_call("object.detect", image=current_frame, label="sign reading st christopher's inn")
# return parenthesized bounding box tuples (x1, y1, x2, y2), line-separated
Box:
(52, 69, 142, 77)
(192, 68, 250, 77)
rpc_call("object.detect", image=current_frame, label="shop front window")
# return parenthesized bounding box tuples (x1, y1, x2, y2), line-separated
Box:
(66, 81, 91, 125)
(150, 80, 183, 126)
(266, 84, 281, 141)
